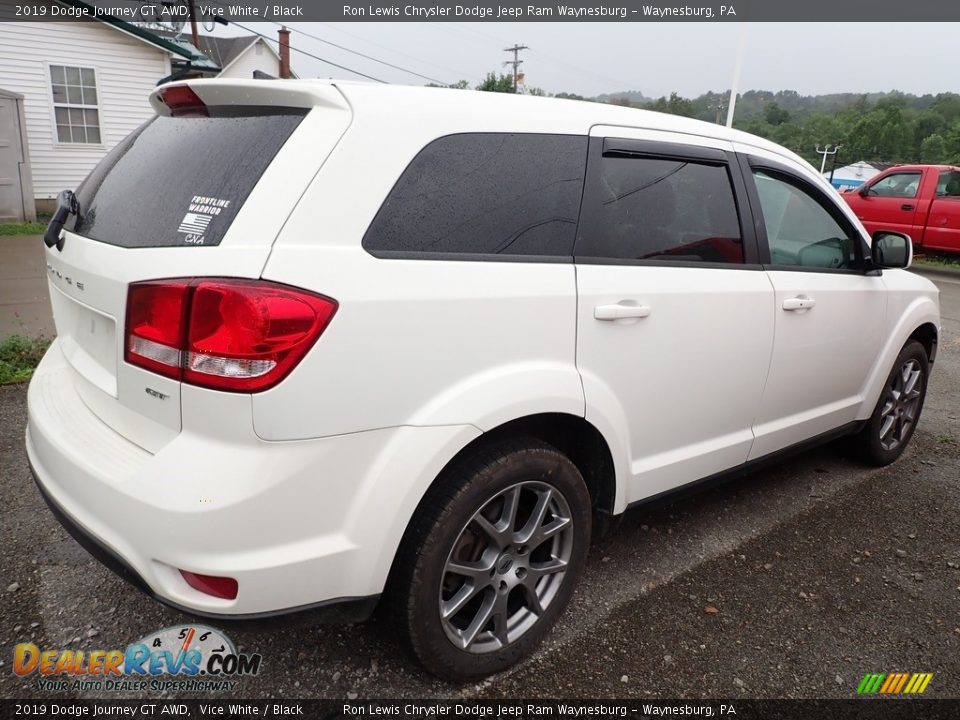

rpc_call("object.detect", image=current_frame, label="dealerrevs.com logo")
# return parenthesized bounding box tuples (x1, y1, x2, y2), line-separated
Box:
(13, 625, 262, 693)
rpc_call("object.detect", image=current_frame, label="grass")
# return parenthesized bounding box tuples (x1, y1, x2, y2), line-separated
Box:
(0, 221, 46, 236)
(914, 254, 960, 271)
(935, 433, 957, 445)
(0, 335, 52, 384)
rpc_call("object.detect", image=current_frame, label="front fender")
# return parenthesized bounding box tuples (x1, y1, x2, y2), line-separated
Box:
(857, 291, 940, 420)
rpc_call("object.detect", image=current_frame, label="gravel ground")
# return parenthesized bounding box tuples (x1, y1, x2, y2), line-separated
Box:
(0, 271, 957, 701)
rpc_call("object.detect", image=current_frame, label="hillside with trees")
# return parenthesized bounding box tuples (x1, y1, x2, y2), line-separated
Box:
(439, 77, 960, 169)
(598, 89, 960, 168)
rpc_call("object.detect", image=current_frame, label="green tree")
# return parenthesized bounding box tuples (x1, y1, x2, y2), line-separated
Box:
(920, 133, 948, 163)
(946, 122, 960, 164)
(931, 94, 960, 124)
(477, 72, 516, 93)
(666, 91, 694, 117)
(764, 102, 790, 126)
(426, 80, 470, 90)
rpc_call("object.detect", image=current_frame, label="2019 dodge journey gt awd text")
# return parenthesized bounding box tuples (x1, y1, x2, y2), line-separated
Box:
(27, 79, 940, 681)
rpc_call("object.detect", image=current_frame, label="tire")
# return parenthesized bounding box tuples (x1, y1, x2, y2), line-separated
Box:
(855, 340, 929, 466)
(388, 438, 592, 681)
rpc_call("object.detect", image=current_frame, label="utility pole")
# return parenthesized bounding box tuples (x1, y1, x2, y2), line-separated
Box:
(503, 44, 528, 93)
(815, 144, 842, 175)
(186, 0, 199, 48)
(829, 148, 841, 186)
(709, 100, 727, 125)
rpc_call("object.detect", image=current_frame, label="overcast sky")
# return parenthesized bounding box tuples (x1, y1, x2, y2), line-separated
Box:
(217, 22, 957, 99)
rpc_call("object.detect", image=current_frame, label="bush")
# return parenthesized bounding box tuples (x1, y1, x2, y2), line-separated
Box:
(0, 335, 52, 384)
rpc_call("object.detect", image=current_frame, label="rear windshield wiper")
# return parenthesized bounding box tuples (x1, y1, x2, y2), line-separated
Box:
(44, 189, 80, 250)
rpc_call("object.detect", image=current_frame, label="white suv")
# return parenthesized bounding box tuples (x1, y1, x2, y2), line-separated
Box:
(27, 80, 940, 681)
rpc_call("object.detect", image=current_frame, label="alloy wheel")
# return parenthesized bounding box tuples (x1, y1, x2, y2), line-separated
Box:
(878, 358, 923, 451)
(439, 481, 574, 654)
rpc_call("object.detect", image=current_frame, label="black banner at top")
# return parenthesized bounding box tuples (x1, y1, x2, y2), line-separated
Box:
(3, 0, 960, 22)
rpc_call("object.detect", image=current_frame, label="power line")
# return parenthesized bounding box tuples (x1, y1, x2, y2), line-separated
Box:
(269, 22, 452, 86)
(308, 24, 474, 80)
(436, 24, 638, 94)
(158, 0, 459, 84)
(229, 21, 387, 83)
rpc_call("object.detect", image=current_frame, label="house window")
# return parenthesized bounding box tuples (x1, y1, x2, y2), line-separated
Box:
(50, 65, 101, 144)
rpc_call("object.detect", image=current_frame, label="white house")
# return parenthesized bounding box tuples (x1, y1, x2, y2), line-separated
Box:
(0, 2, 292, 211)
(188, 33, 293, 81)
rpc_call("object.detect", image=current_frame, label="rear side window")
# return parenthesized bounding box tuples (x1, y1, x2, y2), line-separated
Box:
(70, 109, 306, 247)
(362, 133, 587, 259)
(581, 154, 743, 264)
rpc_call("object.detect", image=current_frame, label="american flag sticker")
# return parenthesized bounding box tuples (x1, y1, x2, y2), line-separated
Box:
(177, 212, 213, 236)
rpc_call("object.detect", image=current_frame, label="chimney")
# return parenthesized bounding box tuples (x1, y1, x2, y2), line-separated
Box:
(278, 26, 291, 79)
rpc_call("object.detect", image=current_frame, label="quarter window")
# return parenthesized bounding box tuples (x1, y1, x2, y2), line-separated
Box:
(753, 170, 856, 270)
(866, 171, 921, 198)
(50, 65, 101, 144)
(362, 133, 587, 258)
(584, 154, 743, 263)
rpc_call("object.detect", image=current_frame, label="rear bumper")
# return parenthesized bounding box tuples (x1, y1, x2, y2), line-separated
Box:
(27, 341, 479, 617)
(29, 461, 379, 622)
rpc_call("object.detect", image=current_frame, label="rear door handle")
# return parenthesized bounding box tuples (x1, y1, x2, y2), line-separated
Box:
(782, 296, 816, 311)
(901, 203, 915, 211)
(594, 303, 651, 320)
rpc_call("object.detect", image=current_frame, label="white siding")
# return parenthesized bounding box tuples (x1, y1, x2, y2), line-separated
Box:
(218, 40, 283, 80)
(0, 22, 171, 198)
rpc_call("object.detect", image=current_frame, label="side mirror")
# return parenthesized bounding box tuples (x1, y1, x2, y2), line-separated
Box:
(871, 231, 912, 269)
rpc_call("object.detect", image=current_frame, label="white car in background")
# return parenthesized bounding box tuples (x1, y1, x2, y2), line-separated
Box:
(27, 80, 939, 680)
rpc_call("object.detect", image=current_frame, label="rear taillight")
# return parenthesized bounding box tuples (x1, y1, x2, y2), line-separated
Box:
(125, 281, 190, 380)
(125, 279, 337, 393)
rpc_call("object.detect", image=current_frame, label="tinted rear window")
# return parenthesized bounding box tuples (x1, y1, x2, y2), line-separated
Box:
(362, 133, 587, 259)
(69, 109, 306, 248)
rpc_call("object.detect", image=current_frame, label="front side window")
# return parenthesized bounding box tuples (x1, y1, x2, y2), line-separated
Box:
(866, 171, 921, 198)
(50, 65, 100, 144)
(583, 154, 743, 263)
(363, 133, 587, 258)
(753, 170, 857, 270)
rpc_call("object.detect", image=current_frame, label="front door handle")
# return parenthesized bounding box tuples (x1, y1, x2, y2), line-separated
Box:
(901, 203, 915, 211)
(594, 303, 652, 320)
(782, 296, 816, 311)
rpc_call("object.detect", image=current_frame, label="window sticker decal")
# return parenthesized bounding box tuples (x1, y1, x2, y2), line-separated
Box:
(176, 196, 231, 245)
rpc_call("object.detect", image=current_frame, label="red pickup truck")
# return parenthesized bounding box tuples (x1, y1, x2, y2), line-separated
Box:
(841, 164, 960, 253)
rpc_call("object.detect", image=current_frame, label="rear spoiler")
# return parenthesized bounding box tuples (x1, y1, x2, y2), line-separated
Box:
(150, 79, 350, 116)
